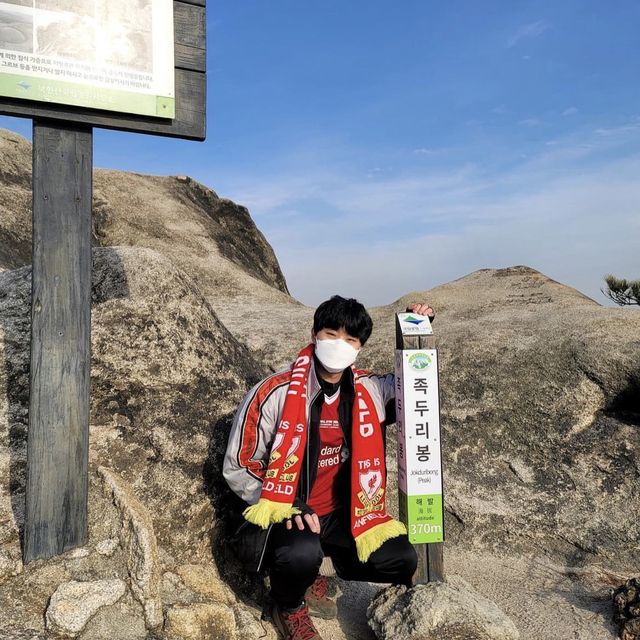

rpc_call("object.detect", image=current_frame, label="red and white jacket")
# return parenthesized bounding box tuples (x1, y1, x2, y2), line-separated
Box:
(223, 361, 395, 506)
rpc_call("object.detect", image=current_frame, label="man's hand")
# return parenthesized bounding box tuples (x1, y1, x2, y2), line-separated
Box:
(286, 512, 320, 533)
(406, 302, 435, 320)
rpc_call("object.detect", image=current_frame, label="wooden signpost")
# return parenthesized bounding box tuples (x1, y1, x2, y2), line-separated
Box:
(0, 0, 206, 563)
(395, 313, 445, 583)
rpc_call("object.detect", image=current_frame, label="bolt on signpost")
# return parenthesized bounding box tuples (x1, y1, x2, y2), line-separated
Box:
(395, 313, 445, 583)
(1, 0, 206, 563)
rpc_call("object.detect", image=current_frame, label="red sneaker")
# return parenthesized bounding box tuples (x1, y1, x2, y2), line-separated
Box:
(272, 602, 323, 640)
(304, 575, 337, 620)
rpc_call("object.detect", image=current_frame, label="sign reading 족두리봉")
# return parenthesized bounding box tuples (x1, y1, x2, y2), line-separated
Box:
(0, 0, 174, 118)
(395, 348, 444, 544)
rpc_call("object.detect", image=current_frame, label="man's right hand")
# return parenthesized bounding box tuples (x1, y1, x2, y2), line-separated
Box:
(286, 512, 320, 533)
(406, 302, 435, 320)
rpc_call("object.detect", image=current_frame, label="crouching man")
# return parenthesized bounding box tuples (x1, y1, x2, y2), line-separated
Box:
(223, 295, 434, 640)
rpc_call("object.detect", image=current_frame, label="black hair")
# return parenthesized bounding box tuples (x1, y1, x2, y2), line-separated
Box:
(313, 295, 373, 345)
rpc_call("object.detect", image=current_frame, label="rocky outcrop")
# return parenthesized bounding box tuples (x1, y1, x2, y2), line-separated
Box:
(0, 128, 292, 308)
(45, 579, 126, 637)
(98, 466, 162, 629)
(0, 245, 266, 638)
(1, 122, 638, 639)
(368, 577, 520, 640)
(354, 266, 640, 573)
(614, 577, 640, 640)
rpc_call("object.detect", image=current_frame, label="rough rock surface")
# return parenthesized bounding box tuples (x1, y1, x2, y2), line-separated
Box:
(368, 576, 520, 640)
(0, 130, 31, 270)
(174, 563, 235, 605)
(614, 577, 640, 640)
(95, 539, 119, 557)
(0, 245, 266, 638)
(0, 128, 292, 307)
(97, 466, 162, 629)
(76, 590, 148, 640)
(45, 578, 126, 637)
(164, 602, 237, 640)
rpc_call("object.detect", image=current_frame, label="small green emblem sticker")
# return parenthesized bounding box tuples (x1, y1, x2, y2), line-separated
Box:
(407, 352, 432, 371)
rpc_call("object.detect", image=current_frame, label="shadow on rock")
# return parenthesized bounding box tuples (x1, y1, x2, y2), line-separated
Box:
(202, 411, 268, 609)
(0, 247, 129, 560)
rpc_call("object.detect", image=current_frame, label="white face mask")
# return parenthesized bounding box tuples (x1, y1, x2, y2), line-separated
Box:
(314, 338, 360, 373)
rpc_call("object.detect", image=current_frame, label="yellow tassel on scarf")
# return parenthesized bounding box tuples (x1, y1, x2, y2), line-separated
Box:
(243, 498, 301, 529)
(354, 519, 407, 563)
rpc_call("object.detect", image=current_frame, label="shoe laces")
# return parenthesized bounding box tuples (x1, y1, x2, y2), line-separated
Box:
(283, 605, 318, 640)
(309, 575, 328, 600)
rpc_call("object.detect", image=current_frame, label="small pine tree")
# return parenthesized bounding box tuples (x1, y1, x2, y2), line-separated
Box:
(602, 275, 640, 306)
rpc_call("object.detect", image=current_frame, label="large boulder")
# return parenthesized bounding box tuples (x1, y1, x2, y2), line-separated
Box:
(0, 245, 266, 637)
(0, 130, 31, 270)
(360, 266, 640, 571)
(45, 578, 126, 637)
(0, 128, 292, 308)
(368, 577, 520, 640)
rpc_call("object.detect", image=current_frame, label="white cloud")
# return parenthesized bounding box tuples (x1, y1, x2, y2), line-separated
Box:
(562, 107, 579, 116)
(208, 121, 640, 307)
(274, 164, 639, 306)
(508, 21, 548, 48)
(519, 118, 541, 127)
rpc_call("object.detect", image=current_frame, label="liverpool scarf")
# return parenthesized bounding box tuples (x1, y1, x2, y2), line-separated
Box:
(243, 344, 406, 562)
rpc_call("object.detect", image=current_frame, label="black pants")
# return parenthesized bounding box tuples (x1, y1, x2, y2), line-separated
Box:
(263, 510, 418, 609)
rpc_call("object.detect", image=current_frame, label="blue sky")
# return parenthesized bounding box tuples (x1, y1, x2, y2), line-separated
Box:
(2, 1, 639, 306)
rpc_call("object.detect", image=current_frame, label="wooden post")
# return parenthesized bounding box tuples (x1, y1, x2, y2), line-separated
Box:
(395, 317, 445, 584)
(24, 121, 93, 563)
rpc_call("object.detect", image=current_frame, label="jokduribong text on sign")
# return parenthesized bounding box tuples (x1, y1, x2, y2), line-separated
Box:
(0, 0, 175, 118)
(395, 344, 444, 544)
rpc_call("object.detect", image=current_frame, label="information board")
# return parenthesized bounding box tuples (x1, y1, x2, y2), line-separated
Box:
(395, 348, 444, 544)
(0, 0, 175, 118)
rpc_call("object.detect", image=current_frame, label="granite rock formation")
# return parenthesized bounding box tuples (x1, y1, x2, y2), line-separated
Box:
(368, 577, 520, 640)
(0, 128, 638, 640)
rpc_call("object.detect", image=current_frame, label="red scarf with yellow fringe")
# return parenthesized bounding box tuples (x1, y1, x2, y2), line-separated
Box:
(243, 344, 406, 562)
